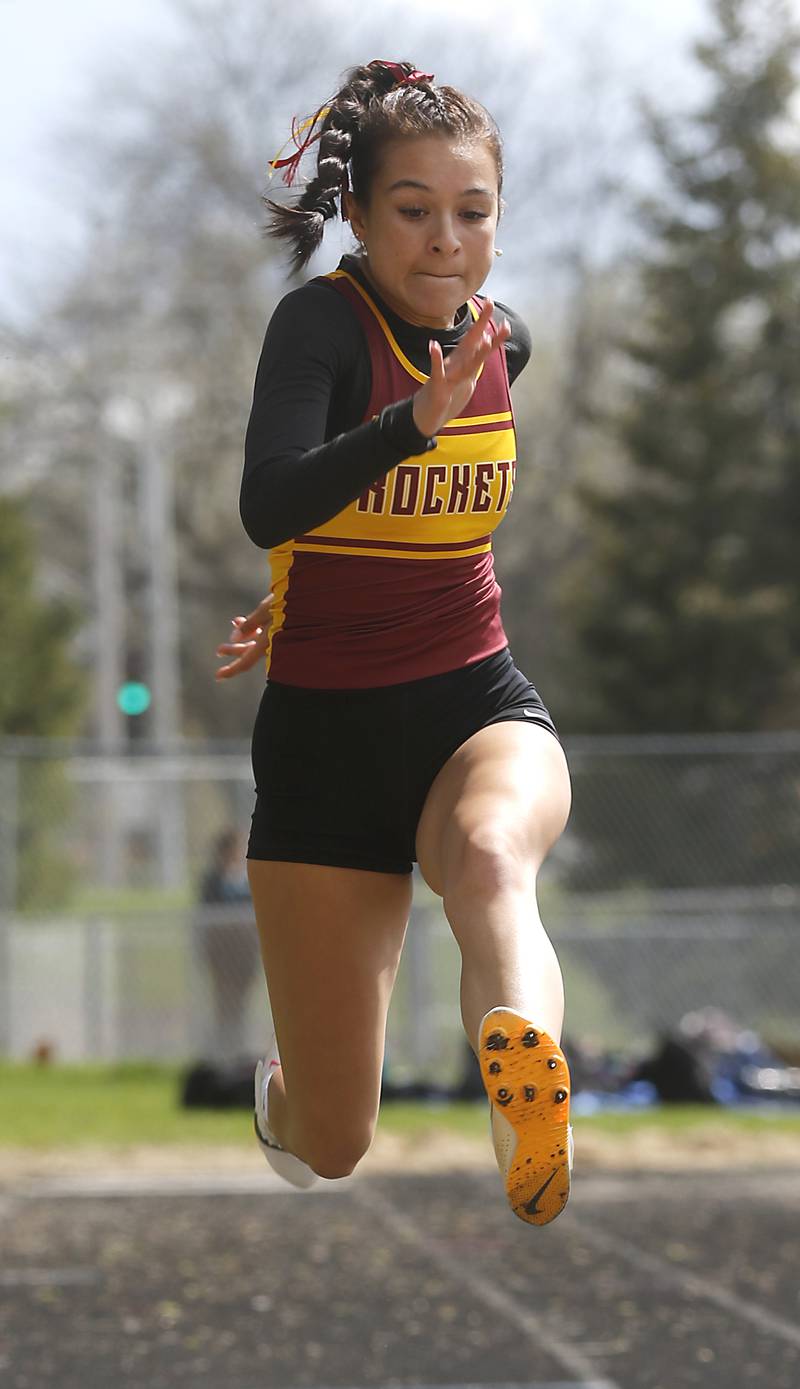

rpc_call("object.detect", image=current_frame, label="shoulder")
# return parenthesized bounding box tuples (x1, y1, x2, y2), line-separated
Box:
(254, 277, 366, 385)
(267, 276, 364, 353)
(494, 299, 532, 387)
(494, 301, 531, 358)
(474, 295, 532, 386)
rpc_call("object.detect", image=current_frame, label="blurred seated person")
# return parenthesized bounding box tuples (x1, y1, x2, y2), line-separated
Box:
(195, 828, 260, 1062)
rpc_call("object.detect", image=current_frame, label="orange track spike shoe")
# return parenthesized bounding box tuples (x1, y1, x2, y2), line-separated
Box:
(478, 1007, 573, 1226)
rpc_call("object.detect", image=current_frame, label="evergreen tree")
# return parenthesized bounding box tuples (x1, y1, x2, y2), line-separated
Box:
(562, 0, 800, 736)
(557, 0, 800, 892)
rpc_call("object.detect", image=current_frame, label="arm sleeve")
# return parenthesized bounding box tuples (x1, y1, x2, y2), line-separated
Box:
(240, 285, 434, 551)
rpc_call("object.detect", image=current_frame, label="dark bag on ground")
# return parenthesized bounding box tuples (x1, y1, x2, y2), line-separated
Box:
(180, 1059, 255, 1109)
(632, 1034, 717, 1103)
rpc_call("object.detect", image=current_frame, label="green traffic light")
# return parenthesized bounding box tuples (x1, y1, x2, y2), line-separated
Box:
(117, 682, 152, 716)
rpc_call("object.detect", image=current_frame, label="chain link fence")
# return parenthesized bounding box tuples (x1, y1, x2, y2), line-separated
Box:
(1, 734, 798, 1074)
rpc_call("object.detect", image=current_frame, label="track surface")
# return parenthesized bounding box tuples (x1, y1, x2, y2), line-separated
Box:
(1, 1165, 798, 1388)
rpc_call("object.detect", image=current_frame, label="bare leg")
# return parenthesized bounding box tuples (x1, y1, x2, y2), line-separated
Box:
(451, 879, 564, 1049)
(247, 860, 411, 1179)
(416, 722, 571, 1048)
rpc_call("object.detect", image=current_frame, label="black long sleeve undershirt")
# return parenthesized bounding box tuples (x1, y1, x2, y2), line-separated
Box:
(240, 257, 531, 551)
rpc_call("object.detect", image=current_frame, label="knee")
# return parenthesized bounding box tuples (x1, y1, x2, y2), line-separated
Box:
(297, 1121, 374, 1180)
(444, 823, 532, 905)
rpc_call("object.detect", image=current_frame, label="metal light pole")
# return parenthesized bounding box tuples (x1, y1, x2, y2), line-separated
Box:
(93, 437, 125, 887)
(140, 400, 186, 889)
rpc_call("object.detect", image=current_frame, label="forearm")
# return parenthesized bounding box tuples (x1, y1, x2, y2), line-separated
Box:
(239, 397, 434, 550)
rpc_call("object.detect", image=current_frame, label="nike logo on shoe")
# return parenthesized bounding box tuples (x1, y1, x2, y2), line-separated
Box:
(524, 1167, 558, 1217)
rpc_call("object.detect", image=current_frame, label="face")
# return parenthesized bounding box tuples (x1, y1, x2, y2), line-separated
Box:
(344, 136, 500, 330)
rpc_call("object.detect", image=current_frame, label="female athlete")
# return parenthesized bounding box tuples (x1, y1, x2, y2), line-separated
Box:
(216, 59, 573, 1225)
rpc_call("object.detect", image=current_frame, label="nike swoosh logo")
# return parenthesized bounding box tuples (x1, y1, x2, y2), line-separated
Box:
(522, 708, 538, 718)
(525, 1167, 558, 1216)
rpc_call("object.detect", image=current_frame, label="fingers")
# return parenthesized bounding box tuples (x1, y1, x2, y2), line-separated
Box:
(215, 643, 260, 680)
(470, 297, 496, 339)
(215, 611, 269, 679)
(237, 593, 274, 635)
(216, 640, 259, 657)
(444, 299, 509, 382)
(469, 299, 510, 345)
(217, 594, 273, 684)
(428, 338, 445, 384)
(415, 298, 513, 436)
(452, 300, 493, 365)
(251, 592, 275, 621)
(444, 327, 495, 384)
(216, 660, 255, 680)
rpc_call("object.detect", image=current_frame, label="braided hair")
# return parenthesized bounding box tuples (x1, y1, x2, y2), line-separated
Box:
(265, 60, 503, 272)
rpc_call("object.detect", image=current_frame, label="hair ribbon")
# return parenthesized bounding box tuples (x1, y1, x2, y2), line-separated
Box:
(267, 64, 434, 187)
(268, 106, 331, 187)
(370, 60, 434, 85)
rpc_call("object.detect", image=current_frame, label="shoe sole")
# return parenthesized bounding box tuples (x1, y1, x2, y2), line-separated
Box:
(478, 1008, 571, 1226)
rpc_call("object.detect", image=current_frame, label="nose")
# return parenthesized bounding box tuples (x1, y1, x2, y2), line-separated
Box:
(429, 214, 461, 256)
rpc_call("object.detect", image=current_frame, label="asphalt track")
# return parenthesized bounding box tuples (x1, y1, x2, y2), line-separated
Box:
(1, 1164, 799, 1389)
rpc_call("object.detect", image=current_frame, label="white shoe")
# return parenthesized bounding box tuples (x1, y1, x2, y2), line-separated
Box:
(254, 1034, 317, 1190)
(478, 1007, 573, 1226)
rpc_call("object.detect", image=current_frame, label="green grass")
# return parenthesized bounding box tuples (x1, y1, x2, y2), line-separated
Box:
(0, 1063, 252, 1148)
(1, 1063, 799, 1149)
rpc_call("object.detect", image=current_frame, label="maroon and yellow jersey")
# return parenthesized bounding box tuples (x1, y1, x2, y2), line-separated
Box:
(263, 269, 517, 688)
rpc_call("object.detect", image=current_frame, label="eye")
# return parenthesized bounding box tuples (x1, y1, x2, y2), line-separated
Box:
(399, 206, 426, 219)
(462, 210, 491, 221)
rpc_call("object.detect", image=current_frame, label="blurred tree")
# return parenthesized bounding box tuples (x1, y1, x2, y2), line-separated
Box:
(561, 0, 800, 736)
(0, 493, 88, 907)
(556, 0, 800, 892)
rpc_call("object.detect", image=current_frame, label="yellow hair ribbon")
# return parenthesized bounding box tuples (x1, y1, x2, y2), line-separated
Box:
(267, 105, 332, 186)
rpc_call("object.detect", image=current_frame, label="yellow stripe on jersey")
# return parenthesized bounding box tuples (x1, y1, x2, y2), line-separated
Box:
(325, 270, 481, 385)
(264, 542, 296, 674)
(293, 540, 492, 561)
(441, 410, 513, 428)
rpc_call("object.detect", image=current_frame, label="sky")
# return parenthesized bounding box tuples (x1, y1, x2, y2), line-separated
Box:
(0, 0, 184, 322)
(0, 0, 784, 325)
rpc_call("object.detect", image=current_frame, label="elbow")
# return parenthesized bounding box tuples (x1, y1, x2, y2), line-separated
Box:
(239, 484, 281, 550)
(239, 511, 272, 550)
(241, 521, 276, 551)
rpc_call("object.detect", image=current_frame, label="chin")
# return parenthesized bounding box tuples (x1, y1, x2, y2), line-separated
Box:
(414, 277, 463, 301)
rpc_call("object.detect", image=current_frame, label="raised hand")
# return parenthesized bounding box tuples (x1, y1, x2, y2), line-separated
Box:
(412, 298, 511, 439)
(215, 594, 274, 680)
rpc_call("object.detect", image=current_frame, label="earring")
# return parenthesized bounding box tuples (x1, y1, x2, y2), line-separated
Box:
(493, 248, 503, 258)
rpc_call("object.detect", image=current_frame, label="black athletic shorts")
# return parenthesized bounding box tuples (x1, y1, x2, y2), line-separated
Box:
(247, 646, 559, 875)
